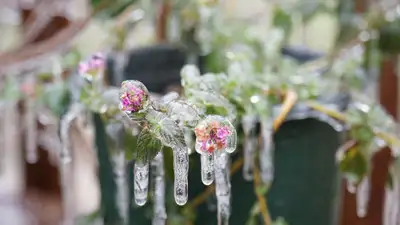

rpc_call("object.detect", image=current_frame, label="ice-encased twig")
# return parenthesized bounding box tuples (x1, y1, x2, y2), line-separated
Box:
(214, 150, 231, 225)
(201, 152, 215, 185)
(60, 103, 84, 224)
(356, 176, 370, 218)
(173, 147, 189, 205)
(151, 151, 167, 225)
(259, 120, 274, 185)
(134, 163, 149, 206)
(242, 115, 258, 181)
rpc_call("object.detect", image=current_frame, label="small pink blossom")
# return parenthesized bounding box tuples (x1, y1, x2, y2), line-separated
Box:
(119, 81, 148, 113)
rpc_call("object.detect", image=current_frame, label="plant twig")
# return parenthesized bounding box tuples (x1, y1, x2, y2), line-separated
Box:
(273, 90, 298, 131)
(186, 157, 244, 209)
(305, 100, 400, 149)
(253, 166, 271, 225)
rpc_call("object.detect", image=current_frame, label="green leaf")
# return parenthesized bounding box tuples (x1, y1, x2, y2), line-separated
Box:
(1, 76, 21, 101)
(124, 132, 137, 161)
(338, 146, 368, 184)
(136, 128, 162, 164)
(163, 147, 175, 180)
(272, 7, 292, 40)
(40, 83, 69, 117)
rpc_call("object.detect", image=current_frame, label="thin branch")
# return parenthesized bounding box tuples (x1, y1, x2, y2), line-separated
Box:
(305, 100, 400, 149)
(273, 90, 298, 131)
(253, 166, 272, 225)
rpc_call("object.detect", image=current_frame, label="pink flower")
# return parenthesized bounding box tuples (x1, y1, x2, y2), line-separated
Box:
(78, 52, 105, 76)
(195, 123, 231, 153)
(120, 81, 148, 113)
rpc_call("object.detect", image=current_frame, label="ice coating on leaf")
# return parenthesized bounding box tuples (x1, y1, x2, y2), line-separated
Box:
(166, 100, 201, 127)
(134, 163, 149, 206)
(260, 120, 274, 185)
(180, 64, 201, 87)
(356, 176, 370, 218)
(78, 52, 106, 81)
(173, 147, 189, 205)
(119, 80, 150, 114)
(194, 115, 237, 154)
(147, 109, 186, 149)
(188, 89, 237, 121)
(201, 152, 215, 185)
(214, 150, 231, 225)
(151, 152, 167, 224)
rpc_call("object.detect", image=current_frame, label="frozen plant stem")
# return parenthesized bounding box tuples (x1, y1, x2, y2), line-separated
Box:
(134, 163, 149, 206)
(151, 151, 167, 225)
(173, 147, 189, 205)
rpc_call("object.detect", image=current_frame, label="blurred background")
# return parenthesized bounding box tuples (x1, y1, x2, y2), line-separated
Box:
(0, 0, 400, 225)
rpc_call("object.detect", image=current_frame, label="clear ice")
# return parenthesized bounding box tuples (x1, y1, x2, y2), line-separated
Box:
(25, 89, 38, 164)
(259, 120, 274, 185)
(356, 176, 370, 218)
(134, 163, 149, 206)
(214, 150, 231, 225)
(242, 115, 258, 181)
(201, 152, 215, 185)
(173, 147, 189, 205)
(151, 151, 167, 225)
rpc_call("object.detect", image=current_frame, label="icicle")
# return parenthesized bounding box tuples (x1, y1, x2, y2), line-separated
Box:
(24, 76, 38, 164)
(201, 152, 215, 185)
(242, 114, 258, 181)
(151, 151, 167, 225)
(356, 176, 370, 218)
(0, 102, 5, 172)
(347, 181, 357, 194)
(383, 163, 400, 225)
(113, 150, 128, 223)
(106, 122, 128, 223)
(134, 163, 149, 206)
(173, 147, 189, 205)
(60, 103, 84, 224)
(259, 120, 274, 185)
(184, 128, 194, 154)
(214, 150, 231, 225)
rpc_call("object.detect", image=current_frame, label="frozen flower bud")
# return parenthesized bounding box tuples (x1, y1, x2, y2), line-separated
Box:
(119, 80, 150, 114)
(195, 115, 237, 154)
